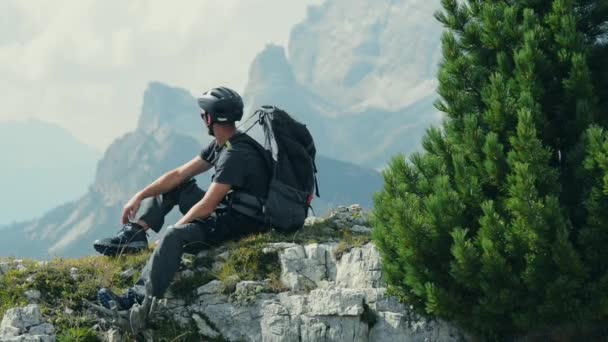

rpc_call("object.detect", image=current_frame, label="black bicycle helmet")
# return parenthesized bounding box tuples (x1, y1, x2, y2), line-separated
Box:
(197, 86, 244, 123)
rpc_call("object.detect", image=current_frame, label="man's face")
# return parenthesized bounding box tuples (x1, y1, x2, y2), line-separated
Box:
(200, 110, 214, 136)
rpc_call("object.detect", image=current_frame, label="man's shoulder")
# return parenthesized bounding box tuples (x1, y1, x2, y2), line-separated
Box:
(228, 133, 263, 152)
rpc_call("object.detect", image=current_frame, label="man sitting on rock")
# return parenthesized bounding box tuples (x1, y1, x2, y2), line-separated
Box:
(95, 86, 271, 310)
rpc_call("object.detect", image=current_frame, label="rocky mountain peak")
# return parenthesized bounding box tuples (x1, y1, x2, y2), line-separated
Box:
(94, 82, 209, 205)
(288, 0, 443, 112)
(136, 82, 202, 140)
(247, 44, 297, 89)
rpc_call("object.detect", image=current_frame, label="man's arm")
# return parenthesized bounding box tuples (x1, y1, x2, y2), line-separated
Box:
(175, 182, 231, 226)
(137, 156, 211, 199)
(121, 156, 211, 223)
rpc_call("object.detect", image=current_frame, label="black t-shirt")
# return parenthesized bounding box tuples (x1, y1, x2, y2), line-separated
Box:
(199, 132, 270, 199)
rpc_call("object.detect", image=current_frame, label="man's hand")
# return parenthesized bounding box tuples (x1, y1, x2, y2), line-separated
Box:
(121, 193, 143, 224)
(119, 156, 211, 225)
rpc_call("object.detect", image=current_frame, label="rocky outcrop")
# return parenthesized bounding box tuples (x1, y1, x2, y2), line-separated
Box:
(157, 241, 462, 342)
(0, 305, 55, 342)
(136, 206, 464, 341)
(1, 205, 466, 341)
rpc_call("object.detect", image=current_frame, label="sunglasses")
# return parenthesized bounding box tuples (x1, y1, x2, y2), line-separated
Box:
(200, 110, 211, 125)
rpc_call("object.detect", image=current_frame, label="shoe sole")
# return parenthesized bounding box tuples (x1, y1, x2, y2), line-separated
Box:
(93, 242, 147, 257)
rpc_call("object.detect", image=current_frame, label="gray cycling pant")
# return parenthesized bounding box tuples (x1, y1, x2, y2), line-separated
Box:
(133, 178, 266, 298)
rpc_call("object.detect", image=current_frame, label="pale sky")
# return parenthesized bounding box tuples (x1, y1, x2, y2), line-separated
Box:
(0, 0, 323, 149)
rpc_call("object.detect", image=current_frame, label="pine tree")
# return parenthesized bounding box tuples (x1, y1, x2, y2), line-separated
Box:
(373, 0, 608, 338)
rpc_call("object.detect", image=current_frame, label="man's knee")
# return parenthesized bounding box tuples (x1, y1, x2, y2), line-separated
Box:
(164, 223, 201, 241)
(162, 225, 183, 244)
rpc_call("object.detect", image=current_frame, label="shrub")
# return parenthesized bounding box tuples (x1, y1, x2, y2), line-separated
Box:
(373, 0, 608, 339)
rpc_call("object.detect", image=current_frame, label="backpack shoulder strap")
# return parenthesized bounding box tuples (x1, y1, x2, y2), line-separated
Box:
(232, 132, 274, 176)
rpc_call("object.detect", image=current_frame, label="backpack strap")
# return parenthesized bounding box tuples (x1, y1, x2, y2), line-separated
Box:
(227, 191, 266, 222)
(226, 130, 274, 223)
(313, 160, 320, 197)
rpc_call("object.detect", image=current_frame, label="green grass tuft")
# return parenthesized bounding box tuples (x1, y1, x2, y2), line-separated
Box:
(56, 327, 99, 342)
(334, 229, 371, 260)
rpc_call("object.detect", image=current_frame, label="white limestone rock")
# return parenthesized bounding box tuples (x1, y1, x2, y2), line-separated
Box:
(197, 293, 229, 306)
(307, 289, 365, 316)
(1, 305, 43, 333)
(369, 311, 462, 342)
(196, 280, 223, 295)
(335, 243, 383, 289)
(0, 305, 55, 342)
(279, 243, 337, 292)
(69, 267, 79, 281)
(192, 313, 220, 339)
(261, 303, 299, 342)
(198, 302, 264, 342)
(231, 281, 271, 305)
(24, 291, 41, 304)
(263, 243, 298, 254)
(278, 293, 309, 316)
(157, 237, 466, 342)
(348, 204, 363, 212)
(350, 225, 372, 234)
(0, 326, 20, 338)
(235, 280, 269, 293)
(299, 315, 368, 342)
(304, 216, 325, 227)
(374, 291, 409, 313)
(27, 323, 54, 336)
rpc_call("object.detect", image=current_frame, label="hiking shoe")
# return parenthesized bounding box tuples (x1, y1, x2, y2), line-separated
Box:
(97, 288, 142, 311)
(93, 222, 148, 256)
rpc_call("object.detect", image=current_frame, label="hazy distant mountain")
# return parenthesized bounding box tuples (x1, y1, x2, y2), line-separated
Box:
(0, 83, 382, 258)
(0, 119, 100, 225)
(244, 0, 444, 168)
